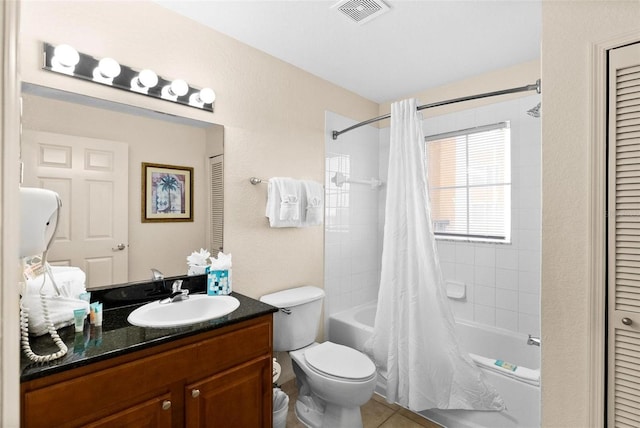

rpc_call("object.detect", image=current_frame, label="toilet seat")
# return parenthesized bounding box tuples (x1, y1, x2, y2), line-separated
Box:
(304, 342, 376, 381)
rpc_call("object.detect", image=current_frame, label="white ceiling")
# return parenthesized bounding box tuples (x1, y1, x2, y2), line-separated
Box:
(156, 0, 541, 103)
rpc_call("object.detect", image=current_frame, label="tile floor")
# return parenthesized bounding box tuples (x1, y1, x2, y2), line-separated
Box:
(279, 380, 442, 428)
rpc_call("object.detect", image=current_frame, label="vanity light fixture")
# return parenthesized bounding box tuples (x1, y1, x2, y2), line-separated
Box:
(42, 42, 215, 113)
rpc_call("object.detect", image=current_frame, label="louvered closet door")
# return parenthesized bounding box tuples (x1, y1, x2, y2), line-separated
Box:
(209, 155, 224, 252)
(608, 42, 640, 428)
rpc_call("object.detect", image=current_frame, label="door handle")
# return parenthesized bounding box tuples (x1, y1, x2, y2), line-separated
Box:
(112, 243, 127, 251)
(622, 317, 633, 326)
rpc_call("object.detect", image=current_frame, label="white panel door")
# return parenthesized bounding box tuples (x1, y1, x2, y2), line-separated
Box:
(608, 42, 640, 428)
(21, 130, 129, 288)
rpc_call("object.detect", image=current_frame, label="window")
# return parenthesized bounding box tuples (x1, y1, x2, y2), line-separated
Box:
(426, 122, 511, 242)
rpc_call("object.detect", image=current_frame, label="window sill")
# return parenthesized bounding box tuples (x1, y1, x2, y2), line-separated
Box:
(434, 235, 512, 245)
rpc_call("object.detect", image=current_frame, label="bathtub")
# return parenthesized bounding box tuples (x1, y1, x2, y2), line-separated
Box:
(329, 301, 540, 428)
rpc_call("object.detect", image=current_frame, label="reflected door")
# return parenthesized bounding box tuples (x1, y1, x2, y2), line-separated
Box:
(21, 130, 129, 288)
(209, 154, 223, 253)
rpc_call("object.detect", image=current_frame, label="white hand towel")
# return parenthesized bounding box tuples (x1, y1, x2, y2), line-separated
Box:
(280, 195, 299, 221)
(302, 180, 324, 226)
(21, 266, 90, 336)
(278, 178, 301, 221)
(265, 177, 302, 227)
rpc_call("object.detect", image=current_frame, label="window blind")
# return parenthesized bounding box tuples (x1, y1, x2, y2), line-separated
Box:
(426, 121, 511, 241)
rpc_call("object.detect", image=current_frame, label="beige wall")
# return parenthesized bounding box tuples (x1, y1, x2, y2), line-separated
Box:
(542, 2, 640, 427)
(21, 93, 214, 283)
(19, 1, 378, 301)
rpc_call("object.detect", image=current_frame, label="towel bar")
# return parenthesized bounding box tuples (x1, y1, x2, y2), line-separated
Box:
(249, 177, 266, 185)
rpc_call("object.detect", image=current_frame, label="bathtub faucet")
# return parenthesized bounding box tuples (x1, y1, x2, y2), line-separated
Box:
(527, 335, 541, 347)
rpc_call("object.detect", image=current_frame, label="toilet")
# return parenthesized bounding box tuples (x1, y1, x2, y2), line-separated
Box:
(260, 286, 377, 428)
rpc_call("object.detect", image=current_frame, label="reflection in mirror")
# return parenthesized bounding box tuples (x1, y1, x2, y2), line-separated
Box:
(20, 83, 223, 288)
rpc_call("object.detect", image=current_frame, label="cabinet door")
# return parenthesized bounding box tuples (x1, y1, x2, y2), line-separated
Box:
(185, 356, 272, 428)
(84, 393, 172, 428)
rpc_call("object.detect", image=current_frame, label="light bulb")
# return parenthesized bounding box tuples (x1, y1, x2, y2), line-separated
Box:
(97, 58, 121, 79)
(131, 69, 158, 92)
(198, 88, 216, 104)
(161, 79, 189, 101)
(189, 88, 216, 108)
(51, 44, 79, 75)
(53, 44, 79, 68)
(168, 79, 189, 97)
(137, 69, 158, 88)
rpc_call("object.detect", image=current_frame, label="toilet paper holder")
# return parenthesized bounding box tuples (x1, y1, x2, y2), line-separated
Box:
(272, 358, 282, 383)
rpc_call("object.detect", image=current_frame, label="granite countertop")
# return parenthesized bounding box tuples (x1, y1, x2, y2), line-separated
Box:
(20, 276, 277, 382)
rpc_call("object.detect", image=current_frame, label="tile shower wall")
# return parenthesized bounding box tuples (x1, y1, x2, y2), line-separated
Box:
(324, 111, 381, 330)
(379, 95, 541, 335)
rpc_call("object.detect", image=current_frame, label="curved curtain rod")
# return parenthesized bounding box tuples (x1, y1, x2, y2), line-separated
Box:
(332, 79, 541, 140)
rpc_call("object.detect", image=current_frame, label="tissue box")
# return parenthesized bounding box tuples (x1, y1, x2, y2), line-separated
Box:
(207, 267, 232, 295)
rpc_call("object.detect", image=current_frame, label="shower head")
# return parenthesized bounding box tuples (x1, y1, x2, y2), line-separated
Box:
(527, 102, 541, 118)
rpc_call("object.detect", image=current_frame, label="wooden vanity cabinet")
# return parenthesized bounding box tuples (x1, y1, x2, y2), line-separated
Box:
(185, 356, 271, 427)
(21, 315, 273, 428)
(84, 393, 173, 428)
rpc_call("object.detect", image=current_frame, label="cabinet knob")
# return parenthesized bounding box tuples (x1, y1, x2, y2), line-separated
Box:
(623, 317, 633, 326)
(162, 400, 172, 411)
(192, 389, 200, 398)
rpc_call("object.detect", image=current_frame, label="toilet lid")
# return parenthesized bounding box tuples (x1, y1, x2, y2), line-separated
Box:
(304, 342, 376, 381)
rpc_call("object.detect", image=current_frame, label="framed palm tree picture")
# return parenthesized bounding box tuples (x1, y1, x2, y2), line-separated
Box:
(141, 162, 193, 222)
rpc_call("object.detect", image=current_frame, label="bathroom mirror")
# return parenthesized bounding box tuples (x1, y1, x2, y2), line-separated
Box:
(20, 83, 224, 288)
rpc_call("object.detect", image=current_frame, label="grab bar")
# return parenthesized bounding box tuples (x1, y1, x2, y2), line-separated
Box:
(527, 335, 541, 347)
(331, 172, 383, 189)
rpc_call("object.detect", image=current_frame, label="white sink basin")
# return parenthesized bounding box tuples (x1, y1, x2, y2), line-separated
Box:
(127, 294, 240, 328)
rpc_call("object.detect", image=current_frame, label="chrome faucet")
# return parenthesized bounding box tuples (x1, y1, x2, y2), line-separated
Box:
(160, 280, 189, 304)
(527, 334, 541, 347)
(151, 268, 164, 281)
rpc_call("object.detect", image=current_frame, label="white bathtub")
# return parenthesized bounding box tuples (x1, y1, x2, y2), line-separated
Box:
(329, 301, 540, 428)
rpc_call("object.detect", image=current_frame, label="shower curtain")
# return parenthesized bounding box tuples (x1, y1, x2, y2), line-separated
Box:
(365, 99, 504, 411)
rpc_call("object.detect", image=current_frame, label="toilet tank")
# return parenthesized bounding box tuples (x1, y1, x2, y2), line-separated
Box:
(260, 286, 325, 352)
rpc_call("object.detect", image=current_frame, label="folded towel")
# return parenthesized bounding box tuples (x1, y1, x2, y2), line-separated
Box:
(301, 180, 324, 226)
(21, 266, 90, 336)
(280, 195, 299, 221)
(266, 177, 302, 227)
(470, 353, 540, 386)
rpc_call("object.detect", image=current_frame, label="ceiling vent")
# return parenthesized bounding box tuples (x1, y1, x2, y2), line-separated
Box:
(332, 0, 390, 25)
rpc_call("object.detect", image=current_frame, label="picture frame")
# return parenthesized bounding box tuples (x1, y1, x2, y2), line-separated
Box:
(141, 162, 193, 223)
